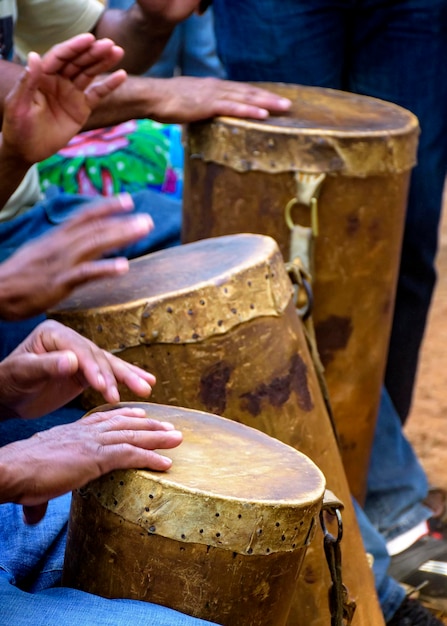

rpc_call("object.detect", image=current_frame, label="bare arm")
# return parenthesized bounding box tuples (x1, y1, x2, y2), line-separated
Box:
(0, 58, 291, 132)
(0, 134, 30, 212)
(92, 0, 204, 74)
(85, 74, 292, 129)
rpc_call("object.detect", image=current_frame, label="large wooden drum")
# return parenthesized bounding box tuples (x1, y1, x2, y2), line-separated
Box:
(182, 83, 419, 503)
(51, 234, 385, 626)
(63, 403, 326, 626)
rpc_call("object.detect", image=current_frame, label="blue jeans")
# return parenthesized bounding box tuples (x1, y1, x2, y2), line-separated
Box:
(352, 499, 405, 623)
(365, 389, 432, 543)
(0, 187, 181, 359)
(0, 495, 217, 625)
(360, 389, 432, 619)
(212, 0, 447, 617)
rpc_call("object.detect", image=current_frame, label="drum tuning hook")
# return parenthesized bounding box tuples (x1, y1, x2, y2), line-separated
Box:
(284, 196, 319, 237)
(319, 494, 357, 626)
(285, 259, 314, 320)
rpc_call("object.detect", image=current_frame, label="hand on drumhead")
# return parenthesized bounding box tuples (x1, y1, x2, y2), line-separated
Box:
(0, 194, 154, 321)
(0, 406, 182, 524)
(0, 320, 156, 419)
(146, 76, 292, 123)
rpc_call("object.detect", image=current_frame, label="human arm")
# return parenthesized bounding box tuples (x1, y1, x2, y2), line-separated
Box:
(0, 34, 126, 208)
(0, 58, 291, 133)
(0, 406, 183, 523)
(0, 319, 157, 419)
(0, 194, 153, 321)
(92, 0, 207, 74)
(84, 74, 292, 129)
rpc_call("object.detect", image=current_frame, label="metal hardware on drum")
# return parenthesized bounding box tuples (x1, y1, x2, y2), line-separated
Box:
(320, 503, 356, 626)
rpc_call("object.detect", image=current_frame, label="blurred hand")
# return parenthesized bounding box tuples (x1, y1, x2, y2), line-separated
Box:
(0, 194, 153, 321)
(0, 320, 157, 418)
(2, 33, 127, 165)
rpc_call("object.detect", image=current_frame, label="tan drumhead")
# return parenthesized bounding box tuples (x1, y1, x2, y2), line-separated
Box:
(187, 83, 419, 176)
(50, 234, 293, 350)
(81, 403, 325, 555)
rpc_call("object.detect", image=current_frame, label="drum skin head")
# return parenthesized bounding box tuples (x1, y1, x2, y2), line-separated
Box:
(82, 401, 325, 555)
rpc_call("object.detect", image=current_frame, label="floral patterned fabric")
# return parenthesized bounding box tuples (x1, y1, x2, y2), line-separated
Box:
(38, 119, 184, 200)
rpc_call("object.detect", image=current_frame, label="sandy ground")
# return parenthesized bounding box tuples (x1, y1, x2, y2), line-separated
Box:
(403, 190, 447, 622)
(405, 192, 447, 495)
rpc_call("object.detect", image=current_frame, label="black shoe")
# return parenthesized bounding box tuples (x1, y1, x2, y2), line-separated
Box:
(386, 597, 444, 625)
(389, 535, 447, 613)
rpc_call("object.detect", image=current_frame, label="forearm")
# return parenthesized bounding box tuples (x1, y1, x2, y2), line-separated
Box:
(84, 74, 169, 129)
(93, 6, 176, 74)
(0, 450, 23, 503)
(0, 134, 31, 210)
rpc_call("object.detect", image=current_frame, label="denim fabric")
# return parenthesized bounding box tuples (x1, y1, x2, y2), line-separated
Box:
(365, 388, 432, 541)
(0, 496, 218, 625)
(352, 499, 406, 622)
(148, 11, 226, 80)
(0, 404, 84, 447)
(212, 0, 447, 616)
(212, 0, 447, 423)
(0, 187, 182, 265)
(107, 1, 225, 79)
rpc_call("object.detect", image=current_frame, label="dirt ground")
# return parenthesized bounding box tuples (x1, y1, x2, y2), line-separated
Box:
(403, 190, 447, 622)
(405, 189, 447, 495)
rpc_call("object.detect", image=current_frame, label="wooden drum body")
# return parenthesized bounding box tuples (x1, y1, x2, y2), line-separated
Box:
(63, 403, 325, 626)
(52, 234, 385, 626)
(182, 83, 419, 503)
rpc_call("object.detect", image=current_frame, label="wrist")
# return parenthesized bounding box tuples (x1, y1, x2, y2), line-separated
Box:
(0, 361, 22, 420)
(0, 448, 24, 504)
(87, 76, 171, 128)
(0, 256, 28, 321)
(0, 134, 32, 176)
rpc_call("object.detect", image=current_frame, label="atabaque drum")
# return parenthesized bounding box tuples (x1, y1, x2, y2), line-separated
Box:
(182, 83, 419, 503)
(51, 234, 385, 626)
(62, 403, 326, 626)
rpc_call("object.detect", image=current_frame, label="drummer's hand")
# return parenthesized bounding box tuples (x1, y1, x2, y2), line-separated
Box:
(146, 76, 292, 123)
(0, 320, 156, 419)
(2, 33, 126, 166)
(0, 406, 182, 524)
(0, 194, 153, 321)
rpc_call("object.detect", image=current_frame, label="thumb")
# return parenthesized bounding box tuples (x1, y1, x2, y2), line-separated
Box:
(23, 502, 49, 525)
(21, 350, 80, 380)
(54, 350, 79, 377)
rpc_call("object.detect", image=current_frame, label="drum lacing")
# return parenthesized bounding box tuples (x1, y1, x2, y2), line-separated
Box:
(320, 492, 356, 626)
